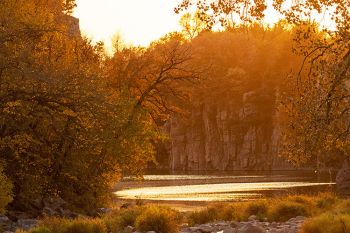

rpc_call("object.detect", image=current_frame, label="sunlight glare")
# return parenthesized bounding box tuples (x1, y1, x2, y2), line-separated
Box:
(74, 0, 182, 49)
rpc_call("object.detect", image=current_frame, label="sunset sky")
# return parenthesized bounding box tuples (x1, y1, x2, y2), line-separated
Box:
(73, 0, 334, 50)
(73, 0, 182, 49)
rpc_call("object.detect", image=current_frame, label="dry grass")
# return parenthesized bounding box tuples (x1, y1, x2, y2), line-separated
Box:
(135, 206, 181, 233)
(301, 213, 350, 233)
(17, 192, 350, 233)
(187, 192, 345, 224)
(26, 218, 107, 233)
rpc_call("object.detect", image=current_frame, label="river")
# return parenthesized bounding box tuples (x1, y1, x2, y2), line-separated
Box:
(114, 171, 335, 205)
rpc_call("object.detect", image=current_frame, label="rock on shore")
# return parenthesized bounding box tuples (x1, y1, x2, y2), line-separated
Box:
(179, 216, 306, 233)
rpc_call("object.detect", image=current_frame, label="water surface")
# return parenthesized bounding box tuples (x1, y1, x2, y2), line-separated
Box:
(115, 172, 335, 202)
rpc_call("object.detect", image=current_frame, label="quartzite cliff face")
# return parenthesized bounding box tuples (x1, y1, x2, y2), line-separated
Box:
(160, 89, 292, 171)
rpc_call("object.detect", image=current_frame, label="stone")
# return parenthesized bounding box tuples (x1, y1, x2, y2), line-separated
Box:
(239, 223, 264, 233)
(248, 215, 257, 221)
(230, 221, 239, 228)
(295, 216, 306, 221)
(270, 222, 278, 228)
(124, 226, 134, 233)
(42, 207, 57, 217)
(190, 225, 214, 233)
(16, 219, 38, 230)
(181, 223, 189, 228)
(43, 197, 67, 210)
(7, 211, 33, 221)
(0, 215, 10, 223)
(0, 216, 13, 232)
(223, 228, 236, 233)
(214, 221, 229, 227)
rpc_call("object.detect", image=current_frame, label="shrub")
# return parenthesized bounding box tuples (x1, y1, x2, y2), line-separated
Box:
(245, 201, 269, 220)
(333, 199, 350, 215)
(38, 218, 107, 233)
(135, 206, 180, 233)
(65, 219, 107, 233)
(30, 226, 52, 233)
(15, 230, 27, 233)
(103, 207, 143, 232)
(316, 193, 338, 210)
(37, 217, 70, 233)
(118, 207, 143, 228)
(219, 204, 240, 221)
(0, 165, 13, 214)
(187, 206, 219, 225)
(285, 195, 313, 205)
(269, 201, 309, 222)
(301, 213, 350, 233)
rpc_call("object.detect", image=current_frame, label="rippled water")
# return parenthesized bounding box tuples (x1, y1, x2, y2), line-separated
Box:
(115, 173, 335, 202)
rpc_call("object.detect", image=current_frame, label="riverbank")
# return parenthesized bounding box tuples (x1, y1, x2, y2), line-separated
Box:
(4, 192, 350, 233)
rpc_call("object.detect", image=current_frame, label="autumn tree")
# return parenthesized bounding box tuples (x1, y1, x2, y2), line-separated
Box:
(103, 36, 201, 170)
(0, 0, 177, 213)
(177, 0, 350, 186)
(0, 0, 202, 214)
(179, 12, 207, 40)
(0, 0, 120, 212)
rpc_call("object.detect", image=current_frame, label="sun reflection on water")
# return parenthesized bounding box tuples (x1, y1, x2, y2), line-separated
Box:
(115, 181, 334, 202)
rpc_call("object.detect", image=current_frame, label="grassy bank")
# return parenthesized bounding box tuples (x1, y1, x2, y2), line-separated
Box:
(15, 193, 350, 233)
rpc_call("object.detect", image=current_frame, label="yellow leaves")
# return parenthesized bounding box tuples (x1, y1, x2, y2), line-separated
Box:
(5, 100, 21, 107)
(62, 109, 78, 118)
(0, 134, 41, 157)
(3, 100, 22, 114)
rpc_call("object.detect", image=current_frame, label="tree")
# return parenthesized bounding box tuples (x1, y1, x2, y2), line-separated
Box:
(0, 0, 202, 213)
(0, 0, 161, 213)
(0, 0, 119, 211)
(176, 0, 349, 32)
(279, 23, 350, 168)
(179, 12, 207, 40)
(105, 37, 201, 126)
(177, 0, 350, 187)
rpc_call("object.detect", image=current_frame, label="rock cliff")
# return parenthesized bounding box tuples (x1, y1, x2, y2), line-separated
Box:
(160, 89, 292, 171)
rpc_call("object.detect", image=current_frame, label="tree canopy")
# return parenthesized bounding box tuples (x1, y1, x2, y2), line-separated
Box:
(177, 0, 350, 169)
(0, 0, 199, 213)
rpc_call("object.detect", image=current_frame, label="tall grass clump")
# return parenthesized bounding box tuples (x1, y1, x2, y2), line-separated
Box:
(187, 205, 220, 225)
(135, 206, 180, 233)
(315, 193, 338, 210)
(245, 200, 269, 220)
(29, 227, 52, 233)
(64, 219, 106, 233)
(32, 217, 107, 233)
(333, 199, 350, 215)
(301, 213, 350, 233)
(269, 201, 309, 222)
(103, 206, 144, 232)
